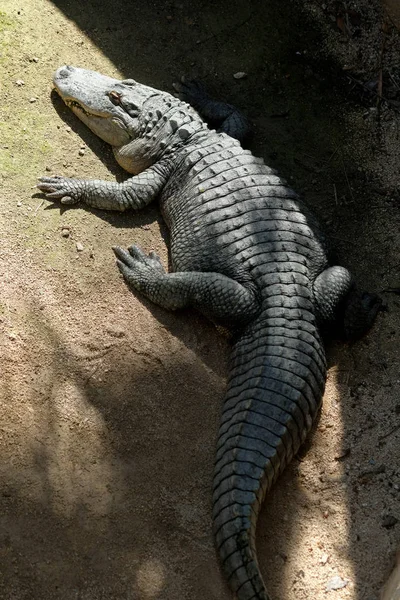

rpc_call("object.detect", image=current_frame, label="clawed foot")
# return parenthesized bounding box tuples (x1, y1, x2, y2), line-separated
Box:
(113, 245, 166, 292)
(37, 176, 83, 204)
(172, 77, 209, 108)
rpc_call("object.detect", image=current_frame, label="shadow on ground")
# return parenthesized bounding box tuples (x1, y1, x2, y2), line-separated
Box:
(0, 0, 398, 598)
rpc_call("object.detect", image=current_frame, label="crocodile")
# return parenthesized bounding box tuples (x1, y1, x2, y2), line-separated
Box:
(38, 65, 381, 600)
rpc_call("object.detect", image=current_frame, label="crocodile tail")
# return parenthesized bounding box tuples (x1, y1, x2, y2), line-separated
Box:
(213, 310, 326, 599)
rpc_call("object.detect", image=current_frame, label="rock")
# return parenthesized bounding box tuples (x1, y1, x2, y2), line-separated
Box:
(61, 229, 70, 238)
(29, 97, 37, 103)
(382, 515, 398, 529)
(233, 71, 247, 80)
(15, 80, 25, 86)
(334, 447, 351, 461)
(326, 576, 348, 591)
(78, 149, 85, 156)
(320, 553, 329, 565)
(76, 242, 84, 252)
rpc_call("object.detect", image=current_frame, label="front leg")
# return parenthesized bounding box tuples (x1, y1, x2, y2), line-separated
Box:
(113, 245, 260, 327)
(37, 165, 168, 212)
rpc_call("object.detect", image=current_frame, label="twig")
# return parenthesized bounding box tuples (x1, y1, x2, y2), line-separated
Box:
(326, 147, 339, 166)
(330, 235, 356, 244)
(388, 70, 400, 91)
(343, 1, 351, 34)
(336, 146, 355, 204)
(379, 424, 400, 441)
(333, 183, 338, 205)
(34, 199, 44, 214)
(346, 74, 400, 114)
(377, 68, 383, 104)
(377, 20, 389, 105)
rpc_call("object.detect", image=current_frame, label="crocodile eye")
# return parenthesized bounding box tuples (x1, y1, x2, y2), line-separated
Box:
(109, 90, 122, 104)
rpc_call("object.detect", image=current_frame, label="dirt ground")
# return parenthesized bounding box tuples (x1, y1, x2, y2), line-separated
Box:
(0, 0, 399, 599)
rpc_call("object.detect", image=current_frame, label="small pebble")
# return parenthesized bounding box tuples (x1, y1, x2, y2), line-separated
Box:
(45, 166, 52, 172)
(31, 56, 39, 62)
(29, 97, 37, 103)
(78, 149, 85, 156)
(326, 576, 348, 591)
(233, 71, 247, 79)
(61, 229, 70, 238)
(15, 80, 25, 86)
(65, 126, 72, 133)
(17, 201, 22, 207)
(382, 515, 398, 529)
(320, 553, 329, 565)
(76, 242, 84, 252)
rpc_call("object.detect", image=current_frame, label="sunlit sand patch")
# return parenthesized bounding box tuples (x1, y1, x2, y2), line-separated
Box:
(46, 378, 115, 518)
(136, 558, 166, 597)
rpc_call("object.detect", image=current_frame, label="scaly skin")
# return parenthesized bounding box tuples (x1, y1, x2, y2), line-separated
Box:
(38, 66, 381, 600)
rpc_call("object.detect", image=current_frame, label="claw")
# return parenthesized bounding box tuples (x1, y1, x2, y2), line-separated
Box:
(38, 176, 62, 184)
(46, 190, 67, 198)
(115, 259, 131, 277)
(128, 245, 146, 261)
(37, 183, 57, 192)
(60, 196, 77, 204)
(112, 245, 135, 267)
(149, 251, 161, 263)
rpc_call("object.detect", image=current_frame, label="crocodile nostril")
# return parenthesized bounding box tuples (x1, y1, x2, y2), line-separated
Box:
(57, 65, 74, 79)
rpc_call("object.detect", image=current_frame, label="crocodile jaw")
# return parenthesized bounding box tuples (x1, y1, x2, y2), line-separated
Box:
(53, 65, 133, 147)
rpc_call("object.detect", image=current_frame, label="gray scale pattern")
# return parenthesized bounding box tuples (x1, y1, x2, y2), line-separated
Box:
(37, 66, 381, 600)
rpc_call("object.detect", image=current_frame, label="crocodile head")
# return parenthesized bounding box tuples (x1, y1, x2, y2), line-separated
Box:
(53, 65, 204, 173)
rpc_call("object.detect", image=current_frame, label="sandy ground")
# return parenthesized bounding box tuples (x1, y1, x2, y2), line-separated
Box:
(0, 0, 399, 599)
